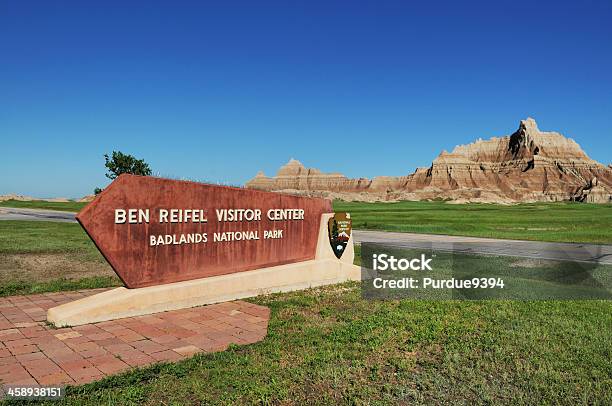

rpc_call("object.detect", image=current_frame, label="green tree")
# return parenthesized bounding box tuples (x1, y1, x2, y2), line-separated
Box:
(104, 151, 152, 180)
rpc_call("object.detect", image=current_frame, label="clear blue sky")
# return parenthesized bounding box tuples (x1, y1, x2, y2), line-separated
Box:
(1, 1, 611, 198)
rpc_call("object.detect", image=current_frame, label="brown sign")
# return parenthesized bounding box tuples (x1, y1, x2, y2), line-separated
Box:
(327, 212, 352, 259)
(77, 175, 332, 288)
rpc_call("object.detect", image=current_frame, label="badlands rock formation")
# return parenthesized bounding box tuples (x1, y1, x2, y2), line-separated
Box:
(246, 118, 612, 203)
(0, 194, 35, 202)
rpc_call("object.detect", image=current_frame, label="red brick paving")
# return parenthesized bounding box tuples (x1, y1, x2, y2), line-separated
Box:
(0, 289, 270, 386)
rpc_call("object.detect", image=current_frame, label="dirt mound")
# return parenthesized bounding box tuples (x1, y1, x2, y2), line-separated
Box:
(0, 195, 74, 203)
(78, 194, 96, 202)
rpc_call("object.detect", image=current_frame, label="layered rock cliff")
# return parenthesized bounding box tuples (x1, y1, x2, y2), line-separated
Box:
(246, 118, 612, 203)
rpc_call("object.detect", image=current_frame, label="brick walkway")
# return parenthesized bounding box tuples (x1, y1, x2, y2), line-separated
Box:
(0, 289, 270, 386)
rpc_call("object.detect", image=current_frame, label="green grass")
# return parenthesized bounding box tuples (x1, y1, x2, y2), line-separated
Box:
(334, 200, 612, 244)
(0, 199, 87, 212)
(0, 221, 98, 256)
(0, 276, 119, 297)
(14, 284, 608, 405)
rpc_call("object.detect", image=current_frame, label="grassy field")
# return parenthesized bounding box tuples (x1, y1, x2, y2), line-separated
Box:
(0, 199, 610, 296)
(334, 200, 612, 244)
(1, 199, 610, 243)
(0, 221, 119, 296)
(0, 221, 97, 256)
(0, 199, 87, 212)
(13, 284, 608, 405)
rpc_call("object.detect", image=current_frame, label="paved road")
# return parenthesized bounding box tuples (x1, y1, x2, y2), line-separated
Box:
(0, 207, 609, 264)
(0, 207, 77, 223)
(353, 230, 612, 265)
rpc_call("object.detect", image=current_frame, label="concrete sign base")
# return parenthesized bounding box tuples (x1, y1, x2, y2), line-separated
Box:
(47, 214, 360, 327)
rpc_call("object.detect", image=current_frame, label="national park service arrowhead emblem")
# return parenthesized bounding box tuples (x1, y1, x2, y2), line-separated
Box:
(328, 212, 352, 259)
